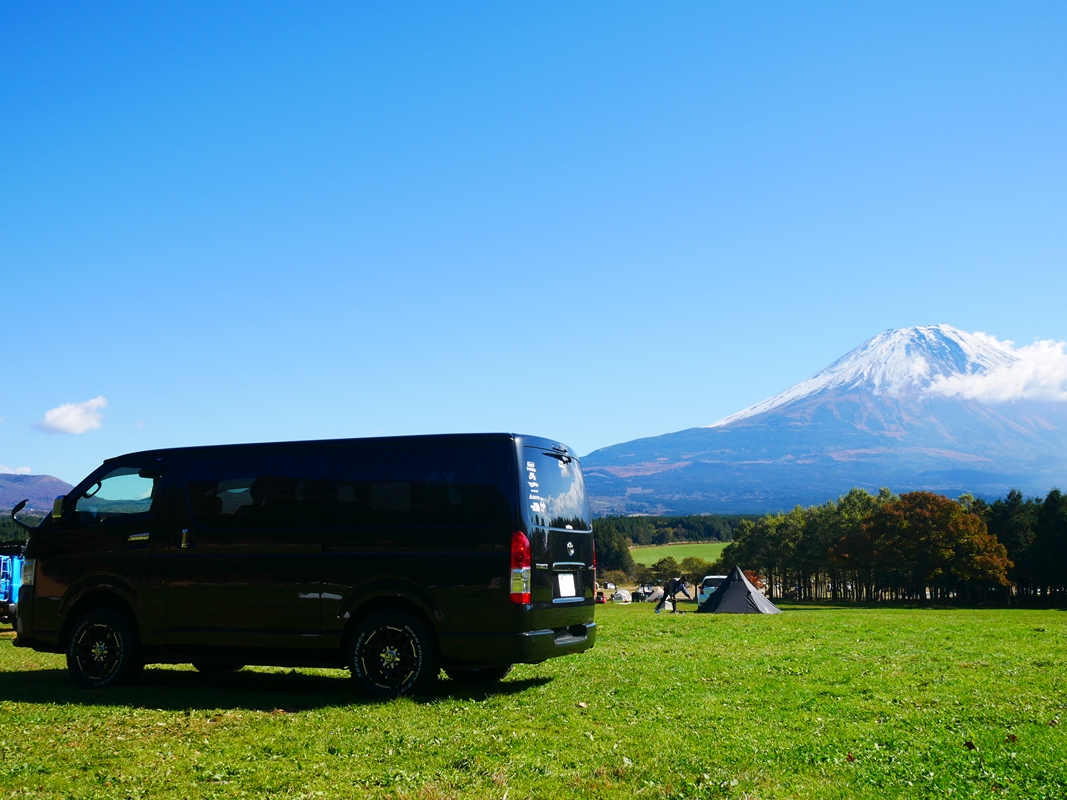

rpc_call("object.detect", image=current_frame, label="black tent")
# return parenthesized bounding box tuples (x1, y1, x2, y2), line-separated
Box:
(696, 566, 781, 614)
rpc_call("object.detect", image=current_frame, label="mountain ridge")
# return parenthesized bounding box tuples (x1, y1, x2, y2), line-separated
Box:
(0, 473, 74, 515)
(584, 325, 1067, 515)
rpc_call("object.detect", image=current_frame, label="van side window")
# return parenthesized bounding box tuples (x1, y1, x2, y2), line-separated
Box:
(328, 443, 501, 527)
(183, 451, 329, 529)
(73, 466, 157, 525)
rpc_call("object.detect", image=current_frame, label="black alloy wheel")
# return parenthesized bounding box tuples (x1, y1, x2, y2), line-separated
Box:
(445, 665, 513, 683)
(348, 609, 437, 698)
(66, 608, 142, 689)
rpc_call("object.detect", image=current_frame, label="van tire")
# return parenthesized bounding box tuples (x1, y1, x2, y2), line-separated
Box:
(66, 608, 142, 689)
(445, 665, 512, 683)
(348, 609, 437, 698)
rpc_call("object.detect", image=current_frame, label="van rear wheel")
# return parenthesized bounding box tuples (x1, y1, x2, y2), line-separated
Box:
(348, 609, 437, 698)
(445, 665, 512, 683)
(66, 608, 142, 689)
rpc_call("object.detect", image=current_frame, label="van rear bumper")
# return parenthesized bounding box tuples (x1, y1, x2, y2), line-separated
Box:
(439, 621, 596, 668)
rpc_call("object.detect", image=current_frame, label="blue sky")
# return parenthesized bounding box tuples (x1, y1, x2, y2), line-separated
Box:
(3, 2, 1066, 484)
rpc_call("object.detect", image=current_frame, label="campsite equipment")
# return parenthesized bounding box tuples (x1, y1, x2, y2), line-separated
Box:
(696, 566, 781, 614)
(611, 589, 631, 604)
(632, 583, 655, 602)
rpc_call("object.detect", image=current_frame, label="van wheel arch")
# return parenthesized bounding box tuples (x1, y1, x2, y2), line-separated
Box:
(340, 596, 440, 666)
(61, 591, 142, 653)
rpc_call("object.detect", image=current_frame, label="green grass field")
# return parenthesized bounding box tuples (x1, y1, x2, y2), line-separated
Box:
(2, 605, 1066, 799)
(629, 541, 729, 566)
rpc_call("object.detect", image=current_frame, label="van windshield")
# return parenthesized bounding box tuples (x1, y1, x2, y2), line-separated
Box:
(523, 448, 591, 532)
(73, 465, 157, 523)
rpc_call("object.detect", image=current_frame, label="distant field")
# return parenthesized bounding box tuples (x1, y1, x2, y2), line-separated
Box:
(3, 606, 1065, 798)
(629, 540, 728, 566)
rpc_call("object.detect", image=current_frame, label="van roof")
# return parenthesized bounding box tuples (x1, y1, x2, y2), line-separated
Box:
(103, 432, 574, 464)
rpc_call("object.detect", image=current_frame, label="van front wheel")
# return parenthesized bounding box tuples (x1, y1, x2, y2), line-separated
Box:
(66, 608, 142, 689)
(348, 610, 437, 698)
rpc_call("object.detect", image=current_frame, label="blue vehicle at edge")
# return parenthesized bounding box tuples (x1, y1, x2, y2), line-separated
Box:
(1, 546, 24, 627)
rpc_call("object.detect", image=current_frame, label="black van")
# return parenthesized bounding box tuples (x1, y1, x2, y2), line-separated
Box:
(12, 433, 596, 696)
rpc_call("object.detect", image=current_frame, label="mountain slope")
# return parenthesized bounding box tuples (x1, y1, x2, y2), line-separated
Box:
(583, 325, 1067, 514)
(0, 474, 74, 515)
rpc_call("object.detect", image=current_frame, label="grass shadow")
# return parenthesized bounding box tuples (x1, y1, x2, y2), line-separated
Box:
(0, 665, 552, 711)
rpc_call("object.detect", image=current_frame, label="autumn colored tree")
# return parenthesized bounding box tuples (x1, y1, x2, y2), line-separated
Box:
(861, 491, 1010, 602)
(829, 522, 878, 601)
(716, 487, 1019, 605)
(820, 487, 895, 601)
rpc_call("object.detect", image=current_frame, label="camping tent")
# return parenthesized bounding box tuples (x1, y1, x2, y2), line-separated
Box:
(696, 566, 781, 614)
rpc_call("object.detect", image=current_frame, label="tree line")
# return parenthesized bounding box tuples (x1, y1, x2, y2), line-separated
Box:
(593, 487, 1067, 606)
(0, 516, 40, 545)
(593, 514, 748, 586)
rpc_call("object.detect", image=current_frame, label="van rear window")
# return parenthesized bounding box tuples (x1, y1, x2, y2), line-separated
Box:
(524, 448, 591, 532)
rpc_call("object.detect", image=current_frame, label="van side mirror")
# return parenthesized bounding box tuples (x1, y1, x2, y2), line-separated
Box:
(52, 495, 65, 522)
(10, 499, 34, 533)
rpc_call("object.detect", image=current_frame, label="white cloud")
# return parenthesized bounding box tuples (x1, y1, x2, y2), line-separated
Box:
(0, 464, 31, 475)
(34, 396, 108, 434)
(928, 337, 1067, 403)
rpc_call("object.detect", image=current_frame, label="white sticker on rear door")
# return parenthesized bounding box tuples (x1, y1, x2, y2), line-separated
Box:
(527, 461, 546, 513)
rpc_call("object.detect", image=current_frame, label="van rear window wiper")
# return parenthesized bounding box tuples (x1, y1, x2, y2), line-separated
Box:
(540, 451, 572, 464)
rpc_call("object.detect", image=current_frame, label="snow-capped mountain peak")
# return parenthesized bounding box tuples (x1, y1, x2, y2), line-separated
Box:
(708, 325, 1018, 428)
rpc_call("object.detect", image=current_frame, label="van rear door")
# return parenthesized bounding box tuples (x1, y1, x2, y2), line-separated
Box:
(521, 446, 594, 632)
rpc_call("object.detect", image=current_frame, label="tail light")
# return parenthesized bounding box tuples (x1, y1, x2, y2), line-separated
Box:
(509, 531, 531, 604)
(21, 559, 35, 587)
(592, 538, 597, 585)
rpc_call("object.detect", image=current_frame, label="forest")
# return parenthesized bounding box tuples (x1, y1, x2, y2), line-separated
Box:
(593, 487, 1067, 606)
(0, 516, 39, 544)
(592, 513, 748, 586)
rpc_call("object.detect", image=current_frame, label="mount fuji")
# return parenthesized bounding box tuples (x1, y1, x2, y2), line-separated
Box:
(583, 325, 1067, 515)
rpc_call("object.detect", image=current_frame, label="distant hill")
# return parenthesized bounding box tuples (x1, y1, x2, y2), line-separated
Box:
(584, 325, 1067, 515)
(0, 474, 73, 515)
